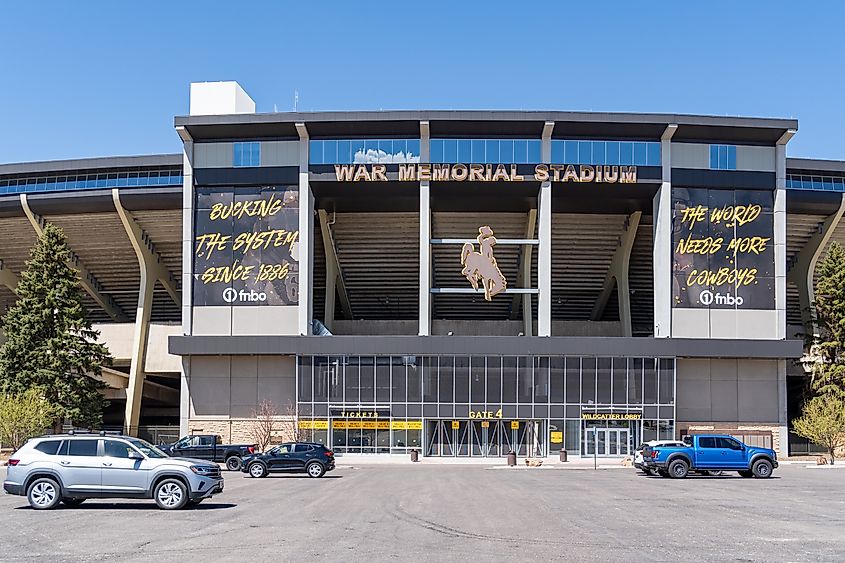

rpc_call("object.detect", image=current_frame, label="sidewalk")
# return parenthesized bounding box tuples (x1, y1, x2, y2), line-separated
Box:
(333, 453, 632, 469)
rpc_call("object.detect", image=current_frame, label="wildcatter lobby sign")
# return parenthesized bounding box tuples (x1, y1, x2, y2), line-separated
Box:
(334, 163, 637, 183)
(193, 186, 300, 306)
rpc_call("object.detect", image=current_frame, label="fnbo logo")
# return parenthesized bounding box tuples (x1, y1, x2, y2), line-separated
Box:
(698, 290, 743, 307)
(222, 288, 267, 304)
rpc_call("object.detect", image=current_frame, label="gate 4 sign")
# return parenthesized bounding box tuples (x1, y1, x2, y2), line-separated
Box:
(469, 409, 503, 419)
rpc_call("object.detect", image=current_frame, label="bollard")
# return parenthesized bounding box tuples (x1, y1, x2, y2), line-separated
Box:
(410, 448, 419, 462)
(559, 449, 568, 463)
(507, 450, 516, 467)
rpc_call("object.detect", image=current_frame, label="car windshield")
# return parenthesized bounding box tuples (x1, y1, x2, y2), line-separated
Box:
(128, 438, 168, 458)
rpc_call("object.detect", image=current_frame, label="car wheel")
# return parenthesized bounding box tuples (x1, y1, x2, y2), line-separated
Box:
(752, 459, 773, 479)
(248, 462, 267, 478)
(154, 479, 189, 510)
(225, 456, 243, 471)
(738, 470, 754, 478)
(668, 459, 689, 479)
(27, 478, 62, 510)
(61, 498, 86, 507)
(306, 462, 325, 478)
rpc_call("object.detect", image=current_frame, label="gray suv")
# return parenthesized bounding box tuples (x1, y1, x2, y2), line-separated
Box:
(3, 433, 224, 510)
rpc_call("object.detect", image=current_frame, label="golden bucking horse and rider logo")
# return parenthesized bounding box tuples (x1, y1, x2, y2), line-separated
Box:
(460, 225, 507, 301)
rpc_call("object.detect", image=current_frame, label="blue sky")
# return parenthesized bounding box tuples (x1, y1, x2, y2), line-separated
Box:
(1, 1, 843, 163)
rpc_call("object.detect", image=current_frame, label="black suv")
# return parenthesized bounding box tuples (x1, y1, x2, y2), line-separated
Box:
(241, 443, 335, 478)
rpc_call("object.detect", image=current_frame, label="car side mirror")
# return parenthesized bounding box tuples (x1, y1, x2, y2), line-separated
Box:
(128, 450, 143, 460)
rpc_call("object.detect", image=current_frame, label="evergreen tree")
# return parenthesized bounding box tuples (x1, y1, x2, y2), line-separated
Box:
(809, 241, 845, 398)
(0, 223, 111, 429)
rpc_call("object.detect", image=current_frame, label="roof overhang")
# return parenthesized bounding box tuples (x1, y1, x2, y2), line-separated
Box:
(175, 111, 798, 146)
(0, 154, 181, 178)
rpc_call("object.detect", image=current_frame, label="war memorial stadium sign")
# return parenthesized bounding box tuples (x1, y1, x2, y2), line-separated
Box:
(333, 163, 637, 183)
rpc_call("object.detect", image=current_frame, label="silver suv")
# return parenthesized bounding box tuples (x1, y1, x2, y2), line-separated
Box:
(3, 433, 224, 510)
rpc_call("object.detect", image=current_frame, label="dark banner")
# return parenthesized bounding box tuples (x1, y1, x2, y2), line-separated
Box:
(193, 186, 299, 306)
(672, 188, 774, 309)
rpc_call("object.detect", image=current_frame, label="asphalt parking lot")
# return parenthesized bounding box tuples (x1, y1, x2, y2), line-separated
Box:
(2, 463, 844, 562)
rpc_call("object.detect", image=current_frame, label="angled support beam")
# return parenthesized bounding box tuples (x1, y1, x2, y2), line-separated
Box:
(112, 189, 178, 436)
(318, 209, 353, 330)
(112, 190, 181, 307)
(591, 212, 642, 336)
(509, 210, 538, 337)
(787, 193, 845, 337)
(0, 260, 19, 293)
(19, 194, 129, 322)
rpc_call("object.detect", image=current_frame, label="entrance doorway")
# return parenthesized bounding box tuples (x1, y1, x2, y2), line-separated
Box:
(584, 427, 631, 457)
(425, 420, 546, 457)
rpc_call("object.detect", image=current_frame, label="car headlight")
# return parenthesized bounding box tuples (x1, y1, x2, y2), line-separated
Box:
(190, 465, 218, 476)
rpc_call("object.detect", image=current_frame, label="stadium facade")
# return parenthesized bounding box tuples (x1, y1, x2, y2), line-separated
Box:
(2, 81, 844, 458)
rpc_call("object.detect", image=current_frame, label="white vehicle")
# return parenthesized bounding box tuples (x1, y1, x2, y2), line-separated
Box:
(4, 432, 224, 510)
(634, 440, 686, 473)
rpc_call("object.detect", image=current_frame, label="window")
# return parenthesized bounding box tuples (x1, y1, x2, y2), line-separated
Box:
(699, 437, 718, 448)
(550, 140, 661, 166)
(709, 144, 737, 170)
(234, 142, 261, 167)
(309, 139, 420, 164)
(66, 440, 98, 456)
(294, 444, 314, 453)
(717, 437, 742, 450)
(430, 139, 542, 164)
(275, 444, 291, 454)
(34, 440, 62, 455)
(104, 440, 133, 458)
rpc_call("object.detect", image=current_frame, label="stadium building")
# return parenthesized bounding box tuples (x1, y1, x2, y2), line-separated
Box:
(2, 81, 843, 458)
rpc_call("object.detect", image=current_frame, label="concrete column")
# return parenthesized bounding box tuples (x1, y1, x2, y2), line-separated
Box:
(654, 124, 677, 338)
(419, 121, 431, 336)
(176, 126, 193, 437)
(124, 265, 154, 436)
(538, 121, 554, 337)
(296, 123, 314, 336)
(774, 131, 795, 341)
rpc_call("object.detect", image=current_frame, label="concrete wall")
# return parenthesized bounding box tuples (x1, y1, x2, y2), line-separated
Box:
(671, 309, 779, 339)
(194, 140, 298, 168)
(192, 306, 299, 336)
(190, 81, 255, 116)
(185, 355, 296, 419)
(676, 357, 786, 455)
(671, 142, 776, 171)
(94, 322, 181, 373)
(676, 358, 781, 423)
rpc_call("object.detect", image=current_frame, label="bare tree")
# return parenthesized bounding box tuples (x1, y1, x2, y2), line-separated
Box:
(275, 400, 302, 443)
(248, 400, 278, 453)
(247, 399, 302, 452)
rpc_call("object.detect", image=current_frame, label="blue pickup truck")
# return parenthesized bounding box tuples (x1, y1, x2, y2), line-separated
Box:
(642, 434, 778, 479)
